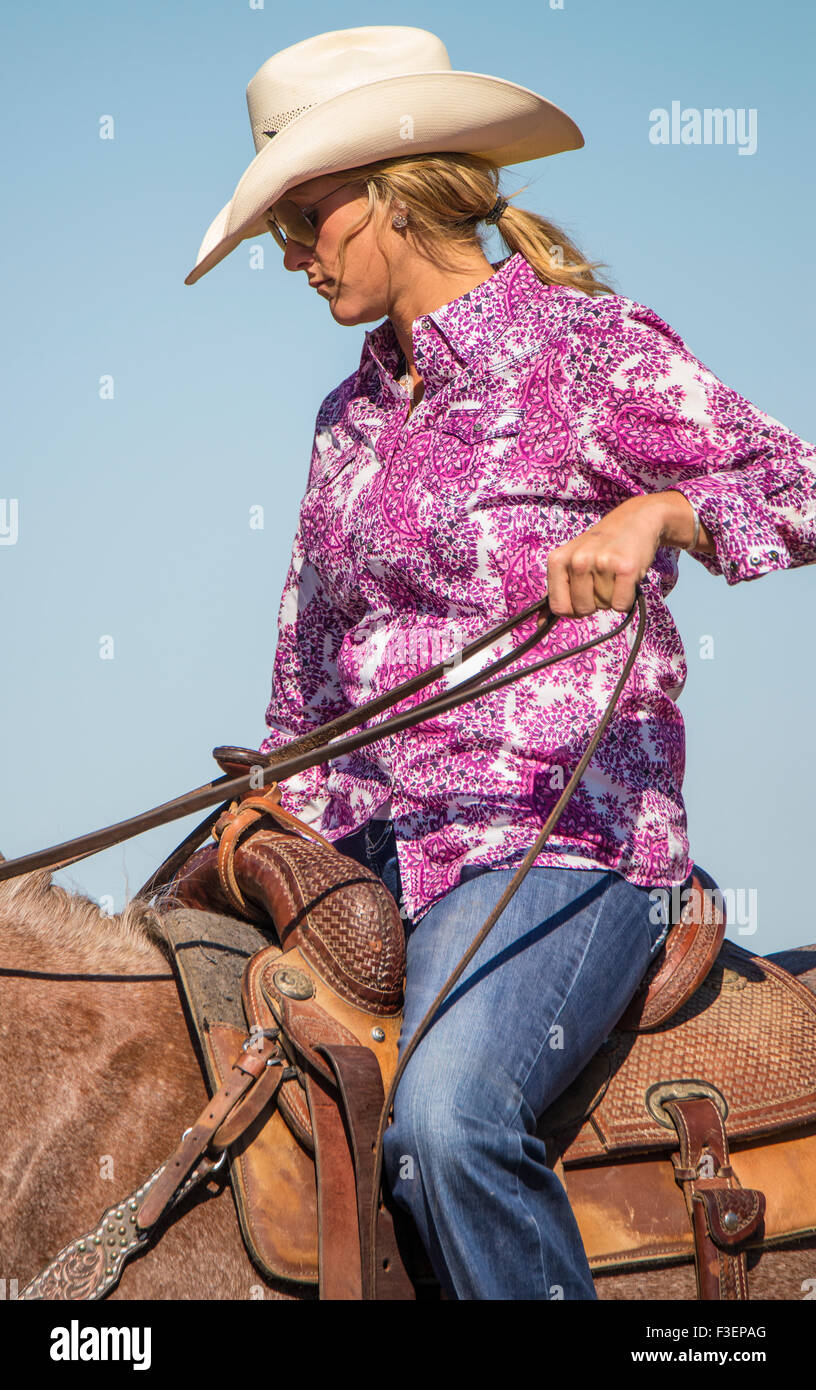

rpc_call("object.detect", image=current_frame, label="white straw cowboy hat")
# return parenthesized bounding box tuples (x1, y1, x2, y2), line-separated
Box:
(184, 25, 584, 286)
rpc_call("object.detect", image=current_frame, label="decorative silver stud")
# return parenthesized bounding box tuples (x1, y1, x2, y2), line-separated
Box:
(273, 967, 315, 1000)
(723, 1210, 739, 1231)
(371, 1027, 386, 1043)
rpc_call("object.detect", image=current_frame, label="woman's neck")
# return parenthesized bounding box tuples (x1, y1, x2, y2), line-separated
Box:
(388, 254, 496, 379)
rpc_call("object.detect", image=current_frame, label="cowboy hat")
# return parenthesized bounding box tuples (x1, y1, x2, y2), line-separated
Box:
(183, 25, 584, 286)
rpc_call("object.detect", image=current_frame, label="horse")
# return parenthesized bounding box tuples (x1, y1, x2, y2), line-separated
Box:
(1, 862, 815, 1301)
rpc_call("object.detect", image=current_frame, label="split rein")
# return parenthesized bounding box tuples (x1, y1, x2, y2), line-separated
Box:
(0, 586, 647, 896)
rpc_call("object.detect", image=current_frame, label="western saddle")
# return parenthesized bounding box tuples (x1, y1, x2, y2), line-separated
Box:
(22, 747, 816, 1302)
(11, 590, 816, 1301)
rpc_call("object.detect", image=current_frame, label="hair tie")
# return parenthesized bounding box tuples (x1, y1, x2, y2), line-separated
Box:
(484, 196, 508, 225)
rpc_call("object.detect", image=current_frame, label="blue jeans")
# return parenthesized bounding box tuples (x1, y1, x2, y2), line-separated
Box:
(334, 819, 707, 1301)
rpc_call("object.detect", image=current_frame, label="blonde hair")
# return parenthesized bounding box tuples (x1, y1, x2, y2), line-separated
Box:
(328, 151, 616, 297)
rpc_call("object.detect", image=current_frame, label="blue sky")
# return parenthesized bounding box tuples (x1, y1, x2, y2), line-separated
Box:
(2, 0, 814, 953)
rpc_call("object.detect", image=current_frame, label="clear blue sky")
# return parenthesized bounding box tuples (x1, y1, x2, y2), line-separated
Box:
(2, 1, 814, 954)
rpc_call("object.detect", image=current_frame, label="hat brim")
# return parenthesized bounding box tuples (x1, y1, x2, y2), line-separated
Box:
(184, 69, 584, 285)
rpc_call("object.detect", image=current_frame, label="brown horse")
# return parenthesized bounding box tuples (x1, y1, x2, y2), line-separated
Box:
(1, 864, 814, 1301)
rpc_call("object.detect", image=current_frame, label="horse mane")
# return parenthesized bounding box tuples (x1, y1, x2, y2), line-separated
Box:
(0, 866, 172, 974)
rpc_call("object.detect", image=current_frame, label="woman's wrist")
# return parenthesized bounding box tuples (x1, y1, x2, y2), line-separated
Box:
(652, 490, 713, 555)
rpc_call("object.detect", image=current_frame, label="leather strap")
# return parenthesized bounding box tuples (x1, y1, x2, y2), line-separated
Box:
(18, 1028, 286, 1301)
(210, 1052, 295, 1150)
(212, 783, 335, 915)
(136, 1031, 282, 1231)
(315, 1043, 415, 1301)
(17, 1153, 224, 1302)
(663, 1097, 766, 1299)
(303, 1066, 364, 1300)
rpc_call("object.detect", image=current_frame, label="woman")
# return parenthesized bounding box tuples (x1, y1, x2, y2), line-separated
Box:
(185, 28, 816, 1299)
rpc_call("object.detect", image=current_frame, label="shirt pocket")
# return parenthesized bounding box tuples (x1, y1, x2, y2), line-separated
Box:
(307, 419, 370, 490)
(434, 403, 525, 446)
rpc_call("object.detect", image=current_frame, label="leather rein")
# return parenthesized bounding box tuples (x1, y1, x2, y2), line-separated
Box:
(2, 584, 648, 1300)
(0, 586, 647, 896)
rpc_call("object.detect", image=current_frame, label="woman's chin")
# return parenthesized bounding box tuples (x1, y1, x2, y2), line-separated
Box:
(328, 298, 364, 326)
(329, 298, 388, 329)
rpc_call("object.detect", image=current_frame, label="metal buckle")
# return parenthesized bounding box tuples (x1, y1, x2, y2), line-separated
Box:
(241, 1027, 280, 1052)
(645, 1079, 729, 1129)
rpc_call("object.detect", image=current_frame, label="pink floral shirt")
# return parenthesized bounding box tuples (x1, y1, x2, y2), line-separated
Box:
(259, 251, 816, 925)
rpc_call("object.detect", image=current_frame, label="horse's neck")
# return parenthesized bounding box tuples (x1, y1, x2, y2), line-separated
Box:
(0, 943, 202, 1280)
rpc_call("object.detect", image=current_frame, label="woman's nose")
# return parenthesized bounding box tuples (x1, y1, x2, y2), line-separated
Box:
(283, 240, 315, 274)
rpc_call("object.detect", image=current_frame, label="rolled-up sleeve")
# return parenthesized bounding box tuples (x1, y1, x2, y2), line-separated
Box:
(574, 298, 816, 584)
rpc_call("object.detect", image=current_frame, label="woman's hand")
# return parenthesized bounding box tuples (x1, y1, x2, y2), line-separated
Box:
(544, 492, 705, 619)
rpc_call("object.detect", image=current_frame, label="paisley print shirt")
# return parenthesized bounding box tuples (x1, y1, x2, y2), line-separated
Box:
(259, 251, 816, 925)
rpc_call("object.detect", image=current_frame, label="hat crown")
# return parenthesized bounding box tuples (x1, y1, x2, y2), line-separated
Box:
(246, 26, 452, 154)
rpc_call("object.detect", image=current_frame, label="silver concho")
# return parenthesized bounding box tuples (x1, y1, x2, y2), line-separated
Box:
(644, 1078, 729, 1129)
(272, 967, 315, 1001)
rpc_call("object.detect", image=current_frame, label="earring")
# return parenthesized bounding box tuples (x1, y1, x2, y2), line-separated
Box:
(391, 199, 408, 230)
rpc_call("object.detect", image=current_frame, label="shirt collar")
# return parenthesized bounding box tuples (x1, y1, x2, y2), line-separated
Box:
(360, 252, 543, 401)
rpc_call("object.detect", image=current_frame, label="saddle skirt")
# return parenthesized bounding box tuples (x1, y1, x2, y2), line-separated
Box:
(540, 940, 816, 1164)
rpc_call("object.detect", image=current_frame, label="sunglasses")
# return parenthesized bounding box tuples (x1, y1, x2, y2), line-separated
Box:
(264, 179, 363, 250)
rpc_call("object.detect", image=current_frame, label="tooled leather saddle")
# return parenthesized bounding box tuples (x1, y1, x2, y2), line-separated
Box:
(124, 751, 816, 1300)
(13, 588, 816, 1301)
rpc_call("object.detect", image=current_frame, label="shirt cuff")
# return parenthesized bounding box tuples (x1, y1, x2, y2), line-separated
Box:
(666, 475, 792, 584)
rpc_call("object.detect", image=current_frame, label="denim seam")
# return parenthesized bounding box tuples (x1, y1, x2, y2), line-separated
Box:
(502, 882, 612, 1301)
(510, 1123, 553, 1300)
(512, 876, 611, 1125)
